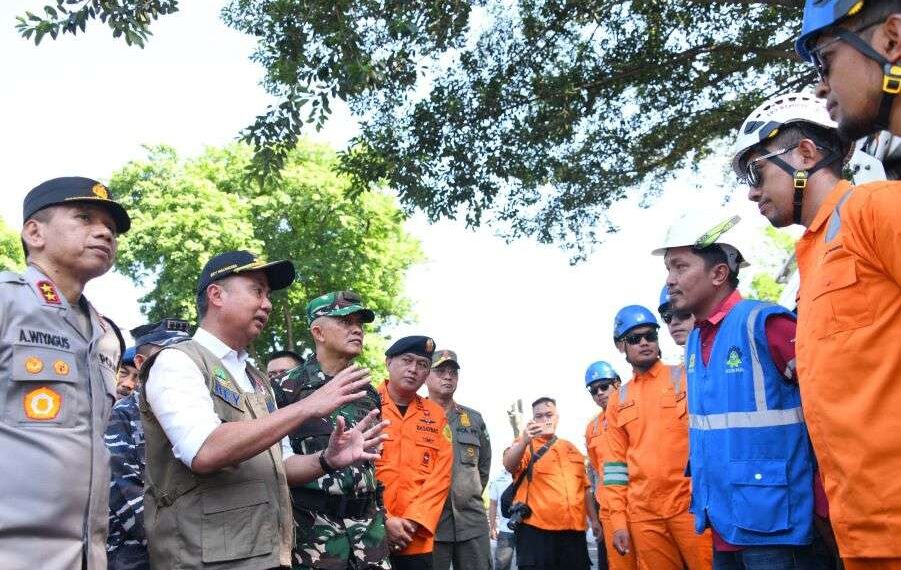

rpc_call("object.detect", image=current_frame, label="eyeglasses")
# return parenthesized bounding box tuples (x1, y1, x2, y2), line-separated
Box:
(623, 331, 658, 345)
(588, 381, 616, 395)
(743, 146, 795, 187)
(810, 21, 884, 83)
(661, 310, 693, 324)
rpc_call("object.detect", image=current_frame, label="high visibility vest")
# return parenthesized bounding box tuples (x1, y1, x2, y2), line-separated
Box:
(686, 299, 815, 546)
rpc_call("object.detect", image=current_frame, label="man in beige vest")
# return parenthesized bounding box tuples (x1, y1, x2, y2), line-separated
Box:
(140, 250, 386, 569)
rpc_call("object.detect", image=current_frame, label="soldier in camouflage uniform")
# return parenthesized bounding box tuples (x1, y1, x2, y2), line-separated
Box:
(274, 290, 391, 570)
(105, 318, 191, 570)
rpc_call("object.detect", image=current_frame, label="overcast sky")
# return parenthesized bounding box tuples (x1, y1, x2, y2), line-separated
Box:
(1, 1, 780, 471)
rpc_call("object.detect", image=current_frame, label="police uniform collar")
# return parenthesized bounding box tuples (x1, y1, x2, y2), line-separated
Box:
(807, 179, 854, 235)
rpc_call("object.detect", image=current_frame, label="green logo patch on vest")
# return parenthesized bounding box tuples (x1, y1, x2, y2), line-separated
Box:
(726, 346, 743, 370)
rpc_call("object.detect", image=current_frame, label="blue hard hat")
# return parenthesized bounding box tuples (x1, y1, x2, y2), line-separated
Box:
(613, 305, 659, 340)
(122, 346, 136, 367)
(796, 0, 865, 62)
(658, 285, 671, 313)
(585, 361, 619, 386)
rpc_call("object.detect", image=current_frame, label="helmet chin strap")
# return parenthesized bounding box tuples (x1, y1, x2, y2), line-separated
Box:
(832, 29, 901, 131)
(768, 146, 841, 225)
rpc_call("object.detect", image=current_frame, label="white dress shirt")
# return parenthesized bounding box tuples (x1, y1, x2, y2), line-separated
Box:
(145, 327, 293, 468)
(488, 470, 514, 533)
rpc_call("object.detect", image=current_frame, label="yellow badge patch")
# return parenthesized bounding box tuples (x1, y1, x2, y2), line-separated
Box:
(53, 360, 70, 376)
(443, 424, 452, 442)
(466, 446, 475, 457)
(36, 280, 61, 305)
(460, 412, 471, 428)
(25, 356, 44, 375)
(92, 183, 109, 199)
(24, 387, 61, 420)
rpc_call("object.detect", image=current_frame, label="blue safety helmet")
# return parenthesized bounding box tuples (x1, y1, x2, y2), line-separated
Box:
(796, 0, 865, 62)
(121, 346, 136, 367)
(585, 361, 619, 387)
(613, 305, 659, 340)
(658, 285, 671, 314)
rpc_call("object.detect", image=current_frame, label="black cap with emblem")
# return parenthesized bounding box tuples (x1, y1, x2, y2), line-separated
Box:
(130, 318, 192, 349)
(197, 250, 296, 295)
(385, 335, 436, 359)
(23, 177, 131, 234)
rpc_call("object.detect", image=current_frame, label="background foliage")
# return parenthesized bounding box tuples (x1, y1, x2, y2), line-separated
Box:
(110, 141, 422, 371)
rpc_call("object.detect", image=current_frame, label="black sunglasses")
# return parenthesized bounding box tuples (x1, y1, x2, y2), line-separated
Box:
(743, 146, 795, 188)
(623, 331, 658, 345)
(588, 381, 616, 395)
(661, 310, 693, 324)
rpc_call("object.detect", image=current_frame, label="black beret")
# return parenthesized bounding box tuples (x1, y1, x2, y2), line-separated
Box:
(24, 177, 131, 233)
(197, 250, 296, 294)
(385, 335, 436, 359)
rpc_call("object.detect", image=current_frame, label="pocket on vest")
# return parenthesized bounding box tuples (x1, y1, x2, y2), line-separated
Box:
(728, 460, 790, 533)
(201, 480, 276, 563)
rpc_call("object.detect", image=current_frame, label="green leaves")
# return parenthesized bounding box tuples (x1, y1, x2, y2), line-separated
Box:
(0, 219, 25, 272)
(110, 142, 422, 372)
(17, 1, 179, 48)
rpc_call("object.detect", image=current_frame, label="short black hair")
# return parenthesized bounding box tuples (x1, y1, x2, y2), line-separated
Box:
(532, 396, 556, 408)
(20, 208, 55, 259)
(766, 123, 849, 178)
(268, 350, 304, 367)
(195, 288, 209, 321)
(694, 245, 740, 289)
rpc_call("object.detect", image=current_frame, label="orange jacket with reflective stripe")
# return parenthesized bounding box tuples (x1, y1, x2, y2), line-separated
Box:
(796, 180, 901, 558)
(585, 410, 615, 517)
(511, 435, 589, 531)
(603, 360, 691, 531)
(375, 381, 453, 555)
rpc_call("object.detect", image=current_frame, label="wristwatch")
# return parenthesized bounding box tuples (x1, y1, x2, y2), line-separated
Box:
(319, 451, 338, 474)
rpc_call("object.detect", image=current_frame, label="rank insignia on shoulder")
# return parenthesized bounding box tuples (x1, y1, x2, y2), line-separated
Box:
(36, 280, 61, 305)
(460, 412, 471, 427)
(443, 424, 452, 442)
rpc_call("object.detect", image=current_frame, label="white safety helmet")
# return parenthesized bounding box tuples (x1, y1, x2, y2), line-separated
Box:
(731, 92, 837, 178)
(651, 210, 749, 271)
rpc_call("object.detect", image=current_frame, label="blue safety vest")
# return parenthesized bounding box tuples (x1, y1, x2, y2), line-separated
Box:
(686, 299, 815, 546)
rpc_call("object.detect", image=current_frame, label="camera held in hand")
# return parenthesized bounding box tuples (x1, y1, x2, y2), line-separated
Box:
(506, 502, 532, 531)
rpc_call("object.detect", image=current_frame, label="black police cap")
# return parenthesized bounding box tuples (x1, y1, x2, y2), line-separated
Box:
(385, 335, 436, 359)
(130, 318, 192, 348)
(23, 177, 131, 233)
(197, 250, 296, 295)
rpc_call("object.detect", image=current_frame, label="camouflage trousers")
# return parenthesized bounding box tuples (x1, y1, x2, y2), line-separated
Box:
(292, 506, 392, 570)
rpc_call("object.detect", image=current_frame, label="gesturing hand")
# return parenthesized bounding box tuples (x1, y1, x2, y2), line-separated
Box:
(322, 409, 389, 470)
(296, 365, 372, 418)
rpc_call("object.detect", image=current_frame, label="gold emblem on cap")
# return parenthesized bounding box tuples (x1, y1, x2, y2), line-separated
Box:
(92, 183, 109, 200)
(25, 356, 44, 375)
(425, 338, 435, 353)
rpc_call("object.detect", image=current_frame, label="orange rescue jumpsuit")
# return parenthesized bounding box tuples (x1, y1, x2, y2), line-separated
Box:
(604, 360, 712, 570)
(586, 411, 639, 570)
(375, 380, 453, 555)
(796, 180, 901, 568)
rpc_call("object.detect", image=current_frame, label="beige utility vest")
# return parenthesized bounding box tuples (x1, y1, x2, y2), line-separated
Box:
(139, 340, 293, 569)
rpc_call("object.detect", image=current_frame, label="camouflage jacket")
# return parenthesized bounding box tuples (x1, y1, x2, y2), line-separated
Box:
(104, 392, 149, 570)
(273, 354, 382, 496)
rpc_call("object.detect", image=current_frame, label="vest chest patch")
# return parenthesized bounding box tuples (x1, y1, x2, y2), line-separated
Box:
(725, 346, 745, 374)
(213, 379, 243, 410)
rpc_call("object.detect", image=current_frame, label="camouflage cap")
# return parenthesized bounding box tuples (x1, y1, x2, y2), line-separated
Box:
(431, 349, 460, 369)
(306, 290, 375, 325)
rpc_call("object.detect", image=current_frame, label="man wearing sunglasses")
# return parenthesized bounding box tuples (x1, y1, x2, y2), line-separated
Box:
(603, 305, 712, 570)
(798, 0, 901, 140)
(658, 285, 695, 348)
(654, 211, 818, 570)
(276, 290, 394, 570)
(734, 88, 901, 567)
(583, 361, 637, 570)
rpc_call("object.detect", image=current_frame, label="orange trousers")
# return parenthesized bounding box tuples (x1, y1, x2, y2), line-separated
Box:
(844, 560, 901, 570)
(630, 510, 711, 570)
(601, 515, 638, 570)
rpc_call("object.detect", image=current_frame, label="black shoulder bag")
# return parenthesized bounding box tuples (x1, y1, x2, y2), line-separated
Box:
(500, 436, 557, 518)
